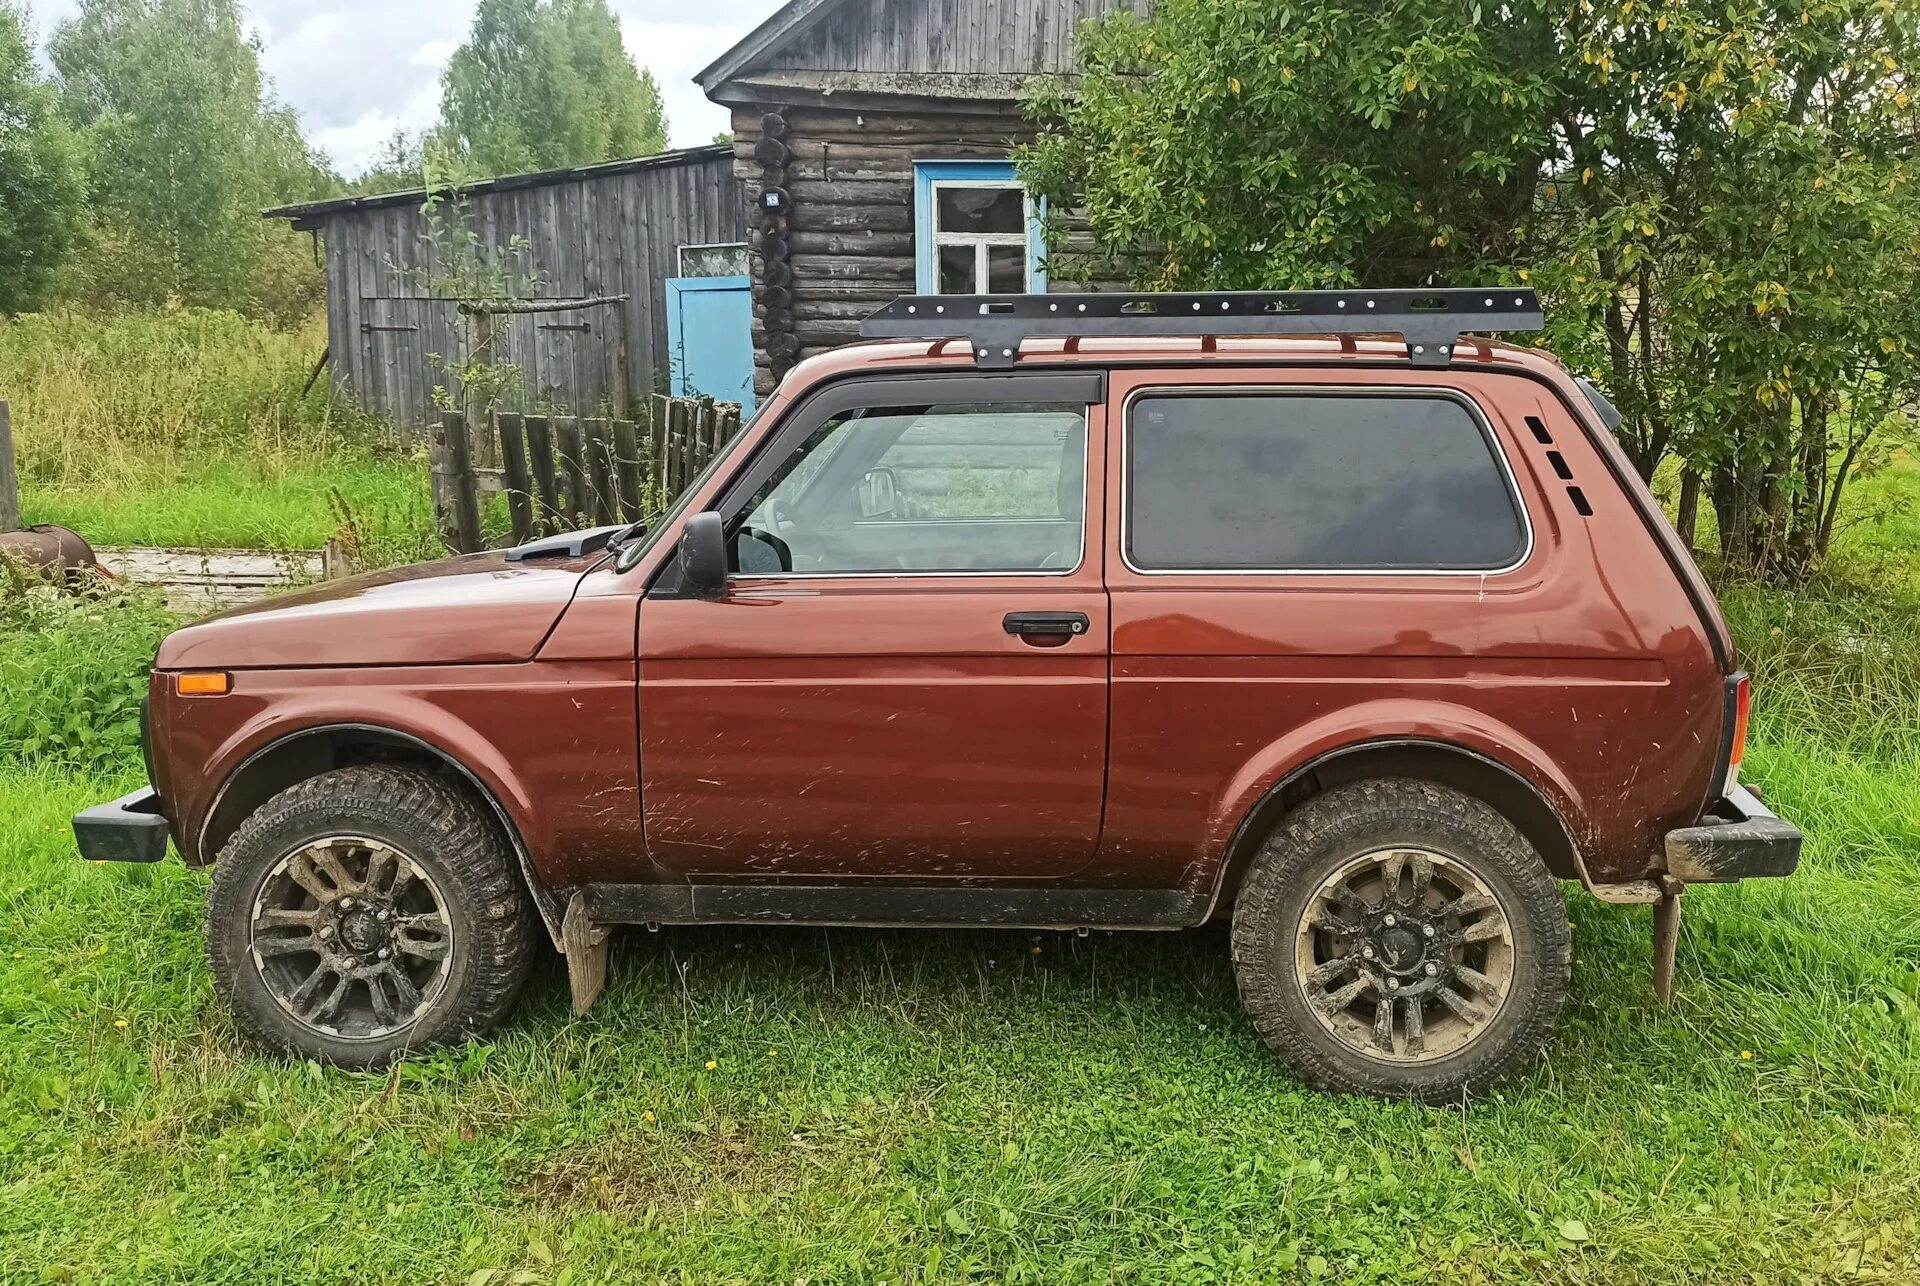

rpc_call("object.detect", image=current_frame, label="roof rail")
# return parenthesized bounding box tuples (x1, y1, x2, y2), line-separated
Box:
(858, 288, 1543, 369)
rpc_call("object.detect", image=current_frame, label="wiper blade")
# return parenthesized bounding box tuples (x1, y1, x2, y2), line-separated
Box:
(604, 514, 657, 550)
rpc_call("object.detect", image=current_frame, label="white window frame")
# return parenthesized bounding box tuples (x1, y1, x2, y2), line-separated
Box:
(928, 179, 1035, 294)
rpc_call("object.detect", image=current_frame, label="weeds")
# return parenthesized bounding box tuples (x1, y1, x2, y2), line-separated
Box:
(0, 308, 438, 553)
(0, 562, 173, 772)
(0, 308, 356, 488)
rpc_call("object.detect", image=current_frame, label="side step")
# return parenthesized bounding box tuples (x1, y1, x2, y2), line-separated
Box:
(556, 883, 1208, 1014)
(581, 882, 1208, 930)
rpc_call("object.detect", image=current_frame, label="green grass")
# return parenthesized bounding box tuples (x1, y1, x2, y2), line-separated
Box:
(1, 470, 1916, 1282)
(21, 458, 429, 552)
(2, 308, 437, 554)
(2, 730, 1917, 1284)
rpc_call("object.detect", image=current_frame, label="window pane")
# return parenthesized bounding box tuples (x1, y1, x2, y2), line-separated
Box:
(937, 244, 976, 294)
(741, 403, 1087, 574)
(1127, 394, 1526, 571)
(937, 185, 1024, 235)
(986, 245, 1026, 294)
(678, 243, 748, 276)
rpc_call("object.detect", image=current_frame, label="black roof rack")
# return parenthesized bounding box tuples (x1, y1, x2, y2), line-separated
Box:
(858, 287, 1543, 369)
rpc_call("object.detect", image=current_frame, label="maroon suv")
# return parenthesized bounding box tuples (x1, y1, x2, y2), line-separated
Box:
(76, 289, 1800, 1101)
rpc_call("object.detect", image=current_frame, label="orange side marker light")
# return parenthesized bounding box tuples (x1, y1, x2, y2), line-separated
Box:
(176, 671, 231, 696)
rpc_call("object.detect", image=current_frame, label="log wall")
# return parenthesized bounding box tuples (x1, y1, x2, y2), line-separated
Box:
(731, 102, 1139, 397)
(732, 103, 1035, 397)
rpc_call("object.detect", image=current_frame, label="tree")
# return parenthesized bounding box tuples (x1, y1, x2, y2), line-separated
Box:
(1022, 0, 1920, 578)
(49, 0, 335, 321)
(0, 2, 87, 313)
(440, 0, 668, 177)
(352, 129, 429, 195)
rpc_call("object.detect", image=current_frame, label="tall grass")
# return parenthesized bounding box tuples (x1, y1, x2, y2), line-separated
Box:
(0, 309, 432, 551)
(0, 308, 361, 489)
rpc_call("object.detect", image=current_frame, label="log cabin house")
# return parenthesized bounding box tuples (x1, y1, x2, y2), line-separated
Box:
(268, 0, 1148, 428)
(697, 0, 1150, 397)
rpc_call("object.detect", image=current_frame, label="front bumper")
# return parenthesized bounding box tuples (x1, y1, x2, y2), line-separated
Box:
(73, 788, 172, 863)
(1664, 784, 1802, 883)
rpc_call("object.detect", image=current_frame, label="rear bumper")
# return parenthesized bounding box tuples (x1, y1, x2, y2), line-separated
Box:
(73, 788, 172, 863)
(1664, 784, 1802, 883)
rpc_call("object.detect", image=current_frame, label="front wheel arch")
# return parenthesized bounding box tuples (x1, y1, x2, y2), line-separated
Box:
(196, 723, 563, 948)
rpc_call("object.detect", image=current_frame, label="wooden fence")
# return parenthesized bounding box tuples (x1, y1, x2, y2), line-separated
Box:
(431, 394, 743, 554)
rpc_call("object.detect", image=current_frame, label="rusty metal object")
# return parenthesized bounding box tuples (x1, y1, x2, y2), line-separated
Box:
(0, 524, 105, 583)
(1652, 877, 1685, 1006)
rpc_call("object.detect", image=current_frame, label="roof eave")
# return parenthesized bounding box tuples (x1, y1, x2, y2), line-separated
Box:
(694, 0, 851, 94)
(262, 144, 736, 224)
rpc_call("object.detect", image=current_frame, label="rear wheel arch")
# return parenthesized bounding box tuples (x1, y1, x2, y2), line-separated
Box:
(1207, 739, 1588, 919)
(195, 723, 563, 947)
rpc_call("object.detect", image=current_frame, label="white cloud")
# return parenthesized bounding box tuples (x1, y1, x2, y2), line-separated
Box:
(312, 81, 445, 177)
(30, 0, 774, 177)
(411, 38, 460, 69)
(619, 19, 743, 147)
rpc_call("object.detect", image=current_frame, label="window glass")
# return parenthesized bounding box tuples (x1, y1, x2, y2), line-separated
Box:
(737, 402, 1087, 574)
(986, 246, 1026, 294)
(937, 245, 975, 294)
(938, 186, 1024, 234)
(677, 243, 748, 276)
(1127, 394, 1526, 571)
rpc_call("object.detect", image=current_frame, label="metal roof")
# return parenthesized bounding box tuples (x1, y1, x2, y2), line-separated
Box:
(261, 144, 734, 224)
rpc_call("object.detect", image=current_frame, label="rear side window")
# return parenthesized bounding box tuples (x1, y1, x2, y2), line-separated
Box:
(1126, 392, 1527, 572)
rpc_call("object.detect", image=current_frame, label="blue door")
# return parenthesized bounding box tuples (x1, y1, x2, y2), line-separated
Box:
(665, 275, 754, 415)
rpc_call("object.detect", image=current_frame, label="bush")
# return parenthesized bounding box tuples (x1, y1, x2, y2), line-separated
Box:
(0, 563, 176, 774)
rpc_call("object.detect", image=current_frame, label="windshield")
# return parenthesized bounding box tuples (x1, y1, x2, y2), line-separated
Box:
(613, 396, 774, 572)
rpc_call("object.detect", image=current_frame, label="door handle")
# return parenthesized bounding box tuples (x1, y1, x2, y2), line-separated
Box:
(1003, 611, 1089, 638)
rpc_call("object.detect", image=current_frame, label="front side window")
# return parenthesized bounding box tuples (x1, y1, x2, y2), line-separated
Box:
(1127, 392, 1527, 572)
(735, 402, 1087, 575)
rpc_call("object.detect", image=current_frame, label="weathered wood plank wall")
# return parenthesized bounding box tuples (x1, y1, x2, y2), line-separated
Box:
(307, 149, 748, 432)
(759, 0, 1145, 76)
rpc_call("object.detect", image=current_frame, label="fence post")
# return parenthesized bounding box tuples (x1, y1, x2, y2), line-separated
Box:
(431, 411, 483, 554)
(648, 396, 670, 495)
(0, 401, 19, 534)
(612, 419, 642, 521)
(524, 415, 558, 535)
(462, 307, 500, 472)
(583, 418, 615, 525)
(554, 416, 586, 529)
(498, 412, 534, 545)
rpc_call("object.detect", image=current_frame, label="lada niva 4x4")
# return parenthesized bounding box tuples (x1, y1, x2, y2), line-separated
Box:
(76, 289, 1802, 1101)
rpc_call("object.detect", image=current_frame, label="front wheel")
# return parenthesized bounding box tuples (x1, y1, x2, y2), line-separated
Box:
(1230, 778, 1571, 1102)
(205, 765, 536, 1068)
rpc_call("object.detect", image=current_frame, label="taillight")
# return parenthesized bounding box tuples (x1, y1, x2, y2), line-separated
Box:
(1725, 673, 1751, 793)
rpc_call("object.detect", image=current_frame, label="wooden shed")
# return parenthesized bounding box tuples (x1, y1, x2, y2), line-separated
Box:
(266, 145, 753, 430)
(697, 0, 1151, 396)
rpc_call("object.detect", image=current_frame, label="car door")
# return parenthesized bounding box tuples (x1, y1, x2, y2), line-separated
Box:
(637, 371, 1109, 880)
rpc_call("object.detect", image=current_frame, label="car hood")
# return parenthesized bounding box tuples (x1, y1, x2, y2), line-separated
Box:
(155, 549, 609, 670)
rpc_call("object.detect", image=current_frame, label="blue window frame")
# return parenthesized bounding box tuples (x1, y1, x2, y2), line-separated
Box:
(912, 160, 1047, 294)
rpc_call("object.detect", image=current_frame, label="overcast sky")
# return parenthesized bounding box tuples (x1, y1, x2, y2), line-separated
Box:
(28, 0, 769, 178)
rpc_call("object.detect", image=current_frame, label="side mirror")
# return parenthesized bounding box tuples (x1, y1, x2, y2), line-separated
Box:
(679, 511, 728, 598)
(857, 467, 899, 519)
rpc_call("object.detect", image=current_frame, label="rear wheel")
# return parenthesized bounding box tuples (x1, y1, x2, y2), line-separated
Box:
(1230, 778, 1571, 1102)
(205, 765, 536, 1068)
